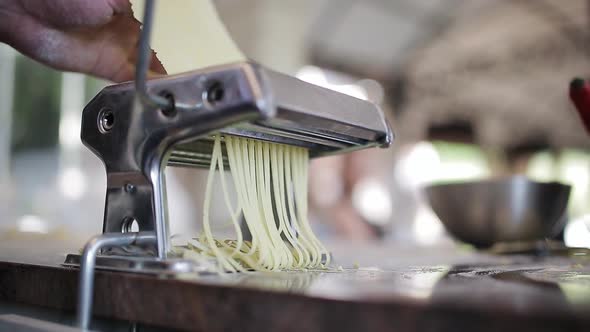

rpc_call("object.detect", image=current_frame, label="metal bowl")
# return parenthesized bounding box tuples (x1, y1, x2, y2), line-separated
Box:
(425, 176, 571, 248)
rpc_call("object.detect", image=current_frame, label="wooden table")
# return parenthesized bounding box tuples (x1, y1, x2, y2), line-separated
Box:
(0, 237, 589, 331)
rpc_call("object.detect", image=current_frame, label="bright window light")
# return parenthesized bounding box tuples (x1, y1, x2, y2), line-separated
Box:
(352, 179, 393, 225)
(58, 167, 87, 200)
(17, 214, 49, 233)
(296, 66, 368, 100)
(564, 215, 590, 249)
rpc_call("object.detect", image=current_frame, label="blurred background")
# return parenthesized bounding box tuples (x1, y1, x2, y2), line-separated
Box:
(1, 0, 590, 250)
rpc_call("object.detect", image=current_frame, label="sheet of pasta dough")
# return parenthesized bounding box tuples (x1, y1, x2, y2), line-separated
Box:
(131, 0, 246, 74)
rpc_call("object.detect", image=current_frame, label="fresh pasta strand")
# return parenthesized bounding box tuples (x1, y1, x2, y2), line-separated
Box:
(200, 136, 239, 272)
(185, 135, 331, 272)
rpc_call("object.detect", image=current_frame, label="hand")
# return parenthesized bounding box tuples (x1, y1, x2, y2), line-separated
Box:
(0, 0, 166, 82)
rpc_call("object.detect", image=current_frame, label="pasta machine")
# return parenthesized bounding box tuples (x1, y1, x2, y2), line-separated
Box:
(75, 61, 393, 259)
(70, 32, 392, 261)
(65, 0, 392, 328)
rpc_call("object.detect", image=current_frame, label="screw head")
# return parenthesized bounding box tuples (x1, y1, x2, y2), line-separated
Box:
(98, 108, 115, 133)
(124, 183, 136, 193)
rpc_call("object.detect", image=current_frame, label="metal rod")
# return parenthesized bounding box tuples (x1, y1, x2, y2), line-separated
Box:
(135, 0, 200, 112)
(135, 0, 171, 110)
(76, 232, 157, 330)
(149, 158, 170, 259)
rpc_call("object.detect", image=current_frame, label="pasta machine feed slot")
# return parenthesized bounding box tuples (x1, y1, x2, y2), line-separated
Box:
(67, 62, 393, 273)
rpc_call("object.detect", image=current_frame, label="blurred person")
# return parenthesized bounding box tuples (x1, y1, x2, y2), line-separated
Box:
(309, 148, 391, 241)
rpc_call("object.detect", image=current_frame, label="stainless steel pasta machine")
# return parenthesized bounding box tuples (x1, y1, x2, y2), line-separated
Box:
(79, 61, 393, 257)
(66, 0, 392, 329)
(77, 61, 392, 259)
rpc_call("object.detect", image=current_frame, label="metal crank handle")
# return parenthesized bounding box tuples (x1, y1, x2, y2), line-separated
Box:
(76, 232, 157, 330)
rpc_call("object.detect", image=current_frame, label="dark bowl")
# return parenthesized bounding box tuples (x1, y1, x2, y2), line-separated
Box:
(425, 176, 571, 248)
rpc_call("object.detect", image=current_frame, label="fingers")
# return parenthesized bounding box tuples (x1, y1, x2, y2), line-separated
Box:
(8, 11, 167, 83)
(73, 14, 144, 82)
(127, 38, 168, 78)
(104, 61, 135, 83)
(0, 1, 166, 82)
(17, 0, 133, 28)
(108, 51, 167, 83)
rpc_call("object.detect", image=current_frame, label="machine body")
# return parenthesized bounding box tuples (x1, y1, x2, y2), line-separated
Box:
(81, 61, 393, 258)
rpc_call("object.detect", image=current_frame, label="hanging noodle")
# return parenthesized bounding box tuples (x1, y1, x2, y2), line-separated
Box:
(184, 135, 330, 272)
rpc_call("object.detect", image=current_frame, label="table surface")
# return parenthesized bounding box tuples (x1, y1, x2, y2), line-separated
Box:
(1, 233, 590, 331)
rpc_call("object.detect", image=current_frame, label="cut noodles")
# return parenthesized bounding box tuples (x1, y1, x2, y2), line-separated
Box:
(186, 135, 330, 272)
